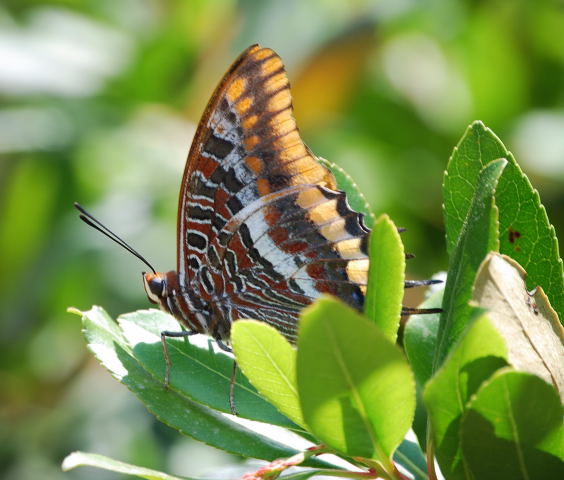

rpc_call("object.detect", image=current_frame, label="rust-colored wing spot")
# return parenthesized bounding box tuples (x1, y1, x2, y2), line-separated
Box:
(245, 156, 264, 174)
(242, 114, 258, 130)
(244, 135, 260, 150)
(257, 177, 271, 196)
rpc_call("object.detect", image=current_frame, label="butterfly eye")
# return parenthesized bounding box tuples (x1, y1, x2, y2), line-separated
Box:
(149, 277, 165, 296)
(143, 274, 167, 304)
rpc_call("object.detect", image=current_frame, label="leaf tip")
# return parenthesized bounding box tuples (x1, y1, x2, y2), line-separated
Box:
(61, 451, 82, 471)
(470, 119, 486, 130)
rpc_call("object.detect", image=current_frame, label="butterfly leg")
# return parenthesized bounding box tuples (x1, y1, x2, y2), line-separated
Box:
(214, 339, 238, 415)
(401, 306, 443, 315)
(229, 361, 238, 415)
(216, 338, 232, 353)
(160, 330, 197, 387)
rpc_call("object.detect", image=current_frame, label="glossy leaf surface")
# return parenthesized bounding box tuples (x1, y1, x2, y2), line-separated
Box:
(364, 214, 405, 342)
(232, 320, 304, 427)
(435, 158, 506, 367)
(461, 369, 564, 480)
(297, 297, 415, 465)
(424, 315, 508, 479)
(444, 121, 564, 323)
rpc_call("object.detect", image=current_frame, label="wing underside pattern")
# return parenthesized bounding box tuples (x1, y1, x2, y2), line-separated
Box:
(177, 45, 370, 341)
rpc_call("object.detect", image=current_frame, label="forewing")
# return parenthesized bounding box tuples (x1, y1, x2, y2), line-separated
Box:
(178, 45, 336, 287)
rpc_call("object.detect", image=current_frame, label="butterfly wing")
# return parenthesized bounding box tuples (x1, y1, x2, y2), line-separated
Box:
(178, 44, 369, 341)
(212, 183, 369, 342)
(178, 45, 337, 283)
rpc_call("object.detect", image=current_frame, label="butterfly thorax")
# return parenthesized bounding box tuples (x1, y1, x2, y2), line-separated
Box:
(143, 271, 226, 339)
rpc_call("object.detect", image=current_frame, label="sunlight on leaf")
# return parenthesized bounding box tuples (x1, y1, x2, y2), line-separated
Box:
(232, 320, 305, 428)
(62, 451, 189, 480)
(364, 214, 405, 342)
(297, 296, 415, 468)
(119, 309, 296, 429)
(444, 121, 564, 323)
(472, 253, 564, 400)
(71, 307, 315, 462)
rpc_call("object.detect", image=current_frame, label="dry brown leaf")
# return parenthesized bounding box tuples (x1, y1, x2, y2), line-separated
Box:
(472, 252, 564, 400)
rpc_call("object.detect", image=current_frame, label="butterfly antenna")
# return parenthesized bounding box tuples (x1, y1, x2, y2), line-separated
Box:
(74, 202, 157, 274)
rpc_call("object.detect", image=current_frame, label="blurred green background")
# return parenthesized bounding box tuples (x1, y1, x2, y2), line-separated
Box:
(1, 0, 563, 478)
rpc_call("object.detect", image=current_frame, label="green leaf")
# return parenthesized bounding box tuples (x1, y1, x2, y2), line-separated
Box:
(403, 289, 444, 450)
(278, 472, 325, 480)
(231, 320, 305, 428)
(73, 306, 314, 462)
(62, 451, 190, 480)
(435, 158, 506, 368)
(461, 369, 564, 480)
(318, 156, 375, 229)
(443, 122, 508, 255)
(118, 309, 298, 431)
(297, 296, 415, 467)
(412, 385, 429, 454)
(443, 121, 564, 323)
(394, 439, 429, 480)
(424, 315, 509, 480)
(364, 214, 405, 342)
(404, 289, 444, 388)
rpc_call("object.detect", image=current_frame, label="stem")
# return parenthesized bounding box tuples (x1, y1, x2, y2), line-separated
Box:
(426, 417, 438, 480)
(352, 458, 398, 480)
(240, 445, 348, 479)
(284, 469, 378, 479)
(240, 445, 421, 480)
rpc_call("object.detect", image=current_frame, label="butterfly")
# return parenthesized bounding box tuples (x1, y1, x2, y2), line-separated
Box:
(141, 44, 373, 345)
(77, 44, 438, 353)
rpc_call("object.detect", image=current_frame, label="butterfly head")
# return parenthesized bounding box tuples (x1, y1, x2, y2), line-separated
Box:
(143, 271, 168, 306)
(142, 271, 183, 316)
(142, 270, 211, 336)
